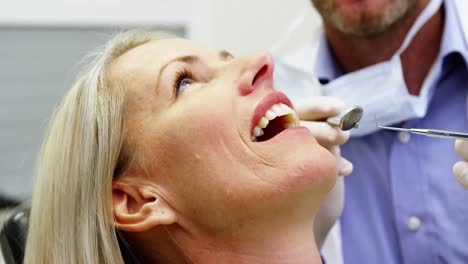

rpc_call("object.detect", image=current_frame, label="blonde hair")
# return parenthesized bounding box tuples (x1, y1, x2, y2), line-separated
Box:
(24, 30, 169, 264)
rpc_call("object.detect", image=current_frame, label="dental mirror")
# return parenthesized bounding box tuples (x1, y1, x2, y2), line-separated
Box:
(326, 106, 364, 131)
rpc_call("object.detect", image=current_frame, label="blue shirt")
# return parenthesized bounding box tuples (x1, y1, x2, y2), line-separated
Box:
(314, 1, 468, 263)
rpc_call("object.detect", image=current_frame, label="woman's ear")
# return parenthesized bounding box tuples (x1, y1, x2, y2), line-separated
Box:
(112, 180, 177, 232)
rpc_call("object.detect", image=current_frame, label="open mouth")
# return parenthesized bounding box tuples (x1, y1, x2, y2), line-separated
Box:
(251, 103, 299, 142)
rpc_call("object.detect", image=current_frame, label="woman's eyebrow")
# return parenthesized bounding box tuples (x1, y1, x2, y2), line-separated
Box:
(159, 55, 199, 77)
(161, 50, 232, 75)
(220, 50, 234, 59)
(155, 50, 232, 92)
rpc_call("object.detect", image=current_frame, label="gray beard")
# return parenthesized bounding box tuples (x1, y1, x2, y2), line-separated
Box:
(313, 0, 418, 38)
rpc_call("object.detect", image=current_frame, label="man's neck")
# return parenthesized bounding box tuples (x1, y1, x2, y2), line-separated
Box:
(324, 1, 444, 95)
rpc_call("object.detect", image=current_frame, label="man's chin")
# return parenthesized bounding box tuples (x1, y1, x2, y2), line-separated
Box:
(320, 0, 418, 37)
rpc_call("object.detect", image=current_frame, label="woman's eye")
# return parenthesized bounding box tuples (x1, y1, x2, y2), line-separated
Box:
(178, 78, 193, 91)
(174, 69, 196, 95)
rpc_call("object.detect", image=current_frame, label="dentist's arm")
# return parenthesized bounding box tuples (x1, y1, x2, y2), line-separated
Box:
(453, 139, 468, 189)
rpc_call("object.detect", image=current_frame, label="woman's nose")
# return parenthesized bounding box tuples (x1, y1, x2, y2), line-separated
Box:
(237, 52, 274, 96)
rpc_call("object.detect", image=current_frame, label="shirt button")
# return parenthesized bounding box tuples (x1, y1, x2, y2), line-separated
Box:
(407, 216, 422, 231)
(398, 131, 411, 143)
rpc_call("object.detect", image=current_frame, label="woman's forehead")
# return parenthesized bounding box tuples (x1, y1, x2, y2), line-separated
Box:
(123, 38, 217, 65)
(108, 38, 218, 81)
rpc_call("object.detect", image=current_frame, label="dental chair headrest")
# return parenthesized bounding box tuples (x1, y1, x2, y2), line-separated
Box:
(0, 205, 29, 264)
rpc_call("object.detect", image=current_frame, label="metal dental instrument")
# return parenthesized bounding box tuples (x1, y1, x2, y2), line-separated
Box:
(327, 106, 364, 131)
(378, 125, 468, 140)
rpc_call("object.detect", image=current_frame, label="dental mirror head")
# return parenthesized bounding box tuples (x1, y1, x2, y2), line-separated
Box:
(327, 106, 364, 131)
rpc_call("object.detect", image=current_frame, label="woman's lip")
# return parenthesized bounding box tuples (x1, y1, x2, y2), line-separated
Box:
(263, 126, 310, 143)
(251, 91, 294, 132)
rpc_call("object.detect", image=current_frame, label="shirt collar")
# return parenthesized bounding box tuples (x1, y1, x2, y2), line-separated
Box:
(439, 0, 468, 70)
(314, 31, 343, 84)
(314, 0, 468, 82)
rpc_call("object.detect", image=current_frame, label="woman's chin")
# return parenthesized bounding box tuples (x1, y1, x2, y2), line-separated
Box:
(255, 130, 338, 199)
(290, 138, 337, 195)
(288, 152, 337, 196)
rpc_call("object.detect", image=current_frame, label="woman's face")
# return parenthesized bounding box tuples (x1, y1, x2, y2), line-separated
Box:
(109, 38, 337, 235)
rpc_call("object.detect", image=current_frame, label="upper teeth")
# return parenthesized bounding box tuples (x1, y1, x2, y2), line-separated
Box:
(251, 103, 299, 141)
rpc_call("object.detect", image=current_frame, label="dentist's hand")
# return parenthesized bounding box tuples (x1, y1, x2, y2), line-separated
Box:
(453, 139, 468, 189)
(295, 96, 353, 249)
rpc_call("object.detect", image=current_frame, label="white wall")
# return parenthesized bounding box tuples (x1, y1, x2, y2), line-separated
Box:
(208, 0, 321, 55)
(0, 0, 321, 54)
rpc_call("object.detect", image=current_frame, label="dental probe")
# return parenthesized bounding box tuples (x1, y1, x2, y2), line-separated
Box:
(377, 125, 468, 140)
(326, 106, 364, 131)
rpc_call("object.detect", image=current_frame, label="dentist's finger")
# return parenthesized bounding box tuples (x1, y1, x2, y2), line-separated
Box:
(301, 120, 350, 147)
(453, 161, 468, 189)
(330, 146, 353, 177)
(455, 139, 468, 160)
(295, 96, 345, 121)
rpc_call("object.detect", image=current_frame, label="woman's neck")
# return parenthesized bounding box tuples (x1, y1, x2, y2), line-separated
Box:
(141, 216, 323, 263)
(176, 229, 322, 264)
(136, 189, 327, 263)
(171, 200, 323, 263)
